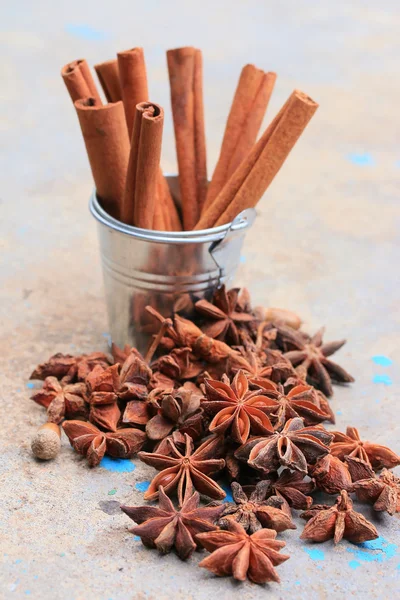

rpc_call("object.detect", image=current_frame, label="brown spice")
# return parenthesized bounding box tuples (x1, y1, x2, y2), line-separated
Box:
(300, 490, 378, 544)
(197, 520, 289, 584)
(331, 426, 400, 470)
(121, 486, 224, 560)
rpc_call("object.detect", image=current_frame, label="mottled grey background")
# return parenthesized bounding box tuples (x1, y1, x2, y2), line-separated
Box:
(1, 1, 399, 599)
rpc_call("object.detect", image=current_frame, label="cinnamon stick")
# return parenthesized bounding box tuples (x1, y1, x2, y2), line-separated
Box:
(121, 102, 164, 229)
(195, 90, 318, 230)
(202, 64, 276, 213)
(61, 59, 102, 104)
(167, 47, 207, 230)
(94, 59, 122, 102)
(75, 98, 130, 219)
(117, 47, 149, 138)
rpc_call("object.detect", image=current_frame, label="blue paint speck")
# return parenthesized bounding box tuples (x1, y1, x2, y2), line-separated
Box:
(100, 456, 136, 473)
(349, 560, 361, 570)
(133, 536, 141, 541)
(64, 24, 109, 41)
(24, 591, 31, 596)
(336, 409, 343, 415)
(240, 255, 246, 264)
(372, 374, 392, 386)
(347, 153, 375, 166)
(372, 355, 393, 367)
(15, 559, 23, 564)
(304, 547, 325, 561)
(219, 483, 233, 503)
(26, 382, 35, 389)
(347, 537, 397, 563)
(135, 481, 150, 492)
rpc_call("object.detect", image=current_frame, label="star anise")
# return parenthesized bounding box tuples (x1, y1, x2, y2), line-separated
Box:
(278, 326, 354, 396)
(202, 370, 274, 444)
(86, 364, 121, 431)
(152, 347, 203, 382)
(235, 417, 333, 475)
(196, 520, 290, 584)
(331, 426, 400, 470)
(229, 348, 295, 385)
(249, 379, 332, 428)
(145, 386, 203, 442)
(31, 376, 88, 424)
(262, 469, 315, 510)
(220, 481, 296, 533)
(62, 420, 146, 467)
(310, 454, 352, 494)
(346, 457, 400, 515)
(195, 286, 254, 345)
(300, 489, 378, 544)
(138, 433, 226, 505)
(30, 351, 111, 383)
(121, 486, 224, 560)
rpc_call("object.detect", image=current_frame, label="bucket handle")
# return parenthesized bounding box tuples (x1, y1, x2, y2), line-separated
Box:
(208, 208, 257, 286)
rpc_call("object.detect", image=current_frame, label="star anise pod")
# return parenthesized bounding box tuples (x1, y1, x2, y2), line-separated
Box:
(173, 315, 238, 364)
(254, 306, 302, 330)
(262, 469, 315, 510)
(121, 486, 224, 560)
(220, 481, 296, 533)
(146, 386, 204, 442)
(300, 489, 378, 544)
(278, 326, 354, 396)
(283, 375, 335, 424)
(235, 417, 333, 475)
(152, 347, 203, 381)
(86, 364, 121, 431)
(31, 376, 88, 424)
(250, 379, 332, 428)
(331, 426, 400, 470)
(62, 420, 146, 467)
(196, 520, 290, 584)
(195, 285, 254, 345)
(30, 351, 111, 382)
(202, 370, 274, 444)
(346, 457, 400, 515)
(138, 433, 226, 505)
(229, 348, 295, 385)
(310, 454, 352, 494)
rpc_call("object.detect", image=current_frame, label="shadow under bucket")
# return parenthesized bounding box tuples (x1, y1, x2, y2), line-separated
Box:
(90, 175, 256, 354)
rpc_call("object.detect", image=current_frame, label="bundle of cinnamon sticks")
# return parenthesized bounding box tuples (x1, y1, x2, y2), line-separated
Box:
(61, 48, 318, 232)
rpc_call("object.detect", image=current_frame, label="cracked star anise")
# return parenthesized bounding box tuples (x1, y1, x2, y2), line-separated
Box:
(146, 386, 203, 442)
(220, 481, 296, 533)
(195, 285, 254, 345)
(196, 520, 290, 584)
(62, 420, 146, 467)
(202, 370, 274, 444)
(86, 364, 121, 431)
(262, 469, 315, 510)
(300, 489, 378, 544)
(346, 457, 400, 515)
(310, 454, 352, 494)
(152, 347, 203, 382)
(31, 376, 88, 424)
(331, 426, 400, 470)
(30, 351, 111, 383)
(121, 486, 224, 560)
(278, 326, 354, 396)
(249, 379, 332, 428)
(235, 417, 333, 475)
(138, 433, 226, 505)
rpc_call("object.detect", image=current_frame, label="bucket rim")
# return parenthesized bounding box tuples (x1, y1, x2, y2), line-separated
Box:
(89, 191, 254, 245)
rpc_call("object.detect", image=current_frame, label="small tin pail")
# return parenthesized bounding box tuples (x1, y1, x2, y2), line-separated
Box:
(90, 175, 255, 354)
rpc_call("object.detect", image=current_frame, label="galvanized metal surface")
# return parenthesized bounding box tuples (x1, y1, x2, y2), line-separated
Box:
(90, 180, 255, 351)
(1, 1, 399, 599)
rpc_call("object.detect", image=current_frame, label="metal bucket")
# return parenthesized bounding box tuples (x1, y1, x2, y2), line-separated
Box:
(90, 175, 256, 353)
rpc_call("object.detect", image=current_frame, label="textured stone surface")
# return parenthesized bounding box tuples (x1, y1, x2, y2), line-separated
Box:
(1, 1, 399, 598)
